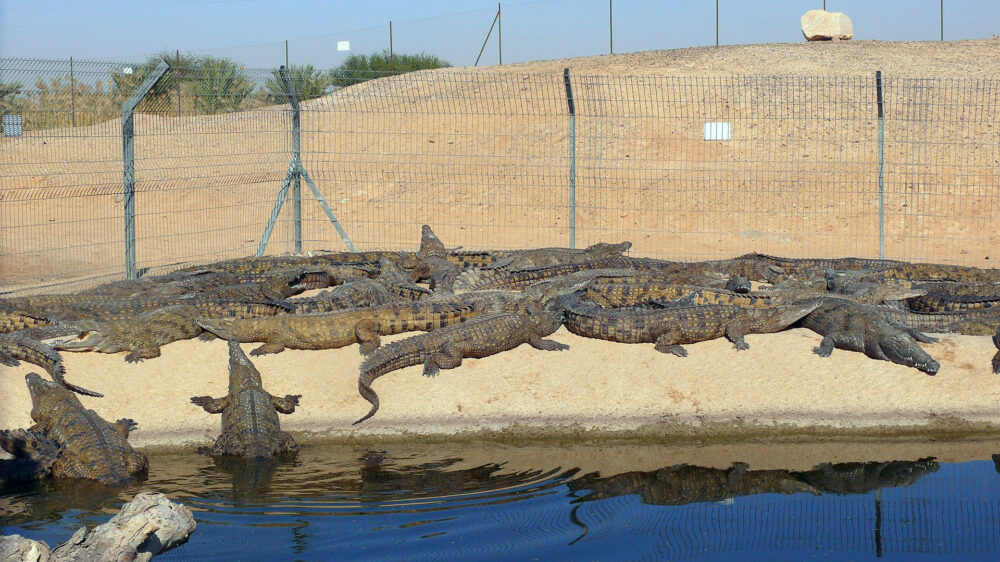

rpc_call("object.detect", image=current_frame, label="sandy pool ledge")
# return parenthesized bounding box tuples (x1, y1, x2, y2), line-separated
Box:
(2, 328, 999, 450)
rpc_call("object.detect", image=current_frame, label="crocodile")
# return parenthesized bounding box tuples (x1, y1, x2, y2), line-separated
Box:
(562, 296, 822, 356)
(377, 258, 434, 301)
(585, 283, 773, 309)
(409, 225, 462, 291)
(285, 279, 399, 314)
(190, 340, 300, 458)
(355, 308, 568, 424)
(452, 256, 676, 292)
(0, 333, 102, 397)
(798, 299, 940, 374)
(1, 309, 52, 334)
(993, 325, 1000, 374)
(481, 241, 633, 271)
(175, 250, 416, 275)
(53, 300, 293, 362)
(870, 304, 1000, 336)
(0, 372, 148, 485)
(196, 300, 482, 356)
(902, 281, 1000, 312)
(733, 253, 910, 280)
(865, 262, 1000, 284)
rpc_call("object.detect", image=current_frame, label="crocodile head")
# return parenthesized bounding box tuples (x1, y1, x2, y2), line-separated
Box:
(228, 340, 263, 391)
(584, 241, 632, 258)
(879, 333, 940, 375)
(25, 372, 72, 420)
(50, 321, 113, 353)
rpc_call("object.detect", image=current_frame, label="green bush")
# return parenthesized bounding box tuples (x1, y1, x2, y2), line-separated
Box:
(264, 64, 332, 102)
(331, 50, 451, 88)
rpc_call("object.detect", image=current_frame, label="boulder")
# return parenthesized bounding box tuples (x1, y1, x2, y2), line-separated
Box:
(801, 10, 853, 41)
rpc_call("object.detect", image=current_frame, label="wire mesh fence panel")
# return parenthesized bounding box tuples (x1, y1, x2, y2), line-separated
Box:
(3, 58, 1000, 294)
(882, 76, 1000, 267)
(300, 70, 571, 253)
(575, 74, 881, 261)
(1, 58, 146, 293)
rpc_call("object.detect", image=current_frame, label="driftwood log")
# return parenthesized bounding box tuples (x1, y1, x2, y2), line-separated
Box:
(0, 492, 195, 561)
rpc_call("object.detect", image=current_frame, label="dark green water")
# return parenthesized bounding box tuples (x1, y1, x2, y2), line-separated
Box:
(3, 439, 1000, 560)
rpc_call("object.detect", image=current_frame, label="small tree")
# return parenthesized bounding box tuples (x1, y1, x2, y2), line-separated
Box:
(0, 80, 22, 114)
(331, 50, 451, 88)
(264, 64, 332, 102)
(190, 57, 255, 114)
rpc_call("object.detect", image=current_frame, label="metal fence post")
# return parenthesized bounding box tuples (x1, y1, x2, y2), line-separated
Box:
(564, 68, 576, 249)
(279, 66, 303, 253)
(122, 59, 170, 279)
(876, 70, 885, 259)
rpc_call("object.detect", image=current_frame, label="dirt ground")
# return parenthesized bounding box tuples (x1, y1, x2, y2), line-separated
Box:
(2, 39, 1000, 447)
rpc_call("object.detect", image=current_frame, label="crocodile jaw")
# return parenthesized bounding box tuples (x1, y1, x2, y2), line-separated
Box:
(51, 330, 108, 353)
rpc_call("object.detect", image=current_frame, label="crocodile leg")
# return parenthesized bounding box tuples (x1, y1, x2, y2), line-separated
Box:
(423, 343, 464, 377)
(250, 342, 286, 356)
(724, 323, 750, 350)
(125, 343, 161, 363)
(114, 418, 139, 438)
(355, 319, 381, 356)
(813, 335, 836, 357)
(270, 393, 301, 414)
(527, 333, 570, 351)
(191, 395, 230, 414)
(653, 333, 689, 357)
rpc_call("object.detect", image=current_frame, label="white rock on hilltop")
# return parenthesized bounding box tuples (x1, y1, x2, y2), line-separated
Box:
(801, 10, 853, 41)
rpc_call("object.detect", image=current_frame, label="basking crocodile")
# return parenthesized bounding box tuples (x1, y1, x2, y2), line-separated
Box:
(734, 253, 909, 278)
(871, 304, 1000, 336)
(452, 256, 673, 292)
(175, 250, 416, 276)
(196, 300, 481, 356)
(864, 262, 1000, 284)
(0, 333, 102, 397)
(562, 296, 822, 356)
(53, 300, 293, 362)
(0, 373, 148, 485)
(1, 309, 52, 334)
(993, 325, 1000, 374)
(902, 280, 1000, 312)
(377, 258, 434, 301)
(191, 340, 300, 458)
(481, 241, 633, 271)
(585, 283, 772, 309)
(355, 308, 568, 424)
(798, 299, 940, 375)
(285, 279, 399, 314)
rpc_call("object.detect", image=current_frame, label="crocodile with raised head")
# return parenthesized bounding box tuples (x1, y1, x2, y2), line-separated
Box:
(355, 306, 568, 424)
(191, 340, 300, 458)
(0, 373, 148, 485)
(0, 333, 102, 397)
(196, 300, 482, 356)
(798, 299, 940, 375)
(562, 295, 822, 356)
(53, 300, 293, 362)
(410, 225, 462, 292)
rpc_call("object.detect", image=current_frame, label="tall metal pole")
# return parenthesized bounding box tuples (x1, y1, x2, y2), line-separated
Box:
(390, 21, 394, 71)
(285, 39, 289, 68)
(498, 3, 502, 65)
(176, 50, 181, 118)
(122, 59, 170, 279)
(876, 70, 885, 259)
(715, 0, 719, 46)
(940, 0, 944, 41)
(564, 68, 576, 249)
(279, 66, 302, 253)
(474, 9, 500, 66)
(609, 0, 613, 55)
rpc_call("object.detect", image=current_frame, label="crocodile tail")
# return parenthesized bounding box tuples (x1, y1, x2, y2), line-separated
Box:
(453, 269, 502, 291)
(354, 340, 429, 424)
(194, 317, 239, 340)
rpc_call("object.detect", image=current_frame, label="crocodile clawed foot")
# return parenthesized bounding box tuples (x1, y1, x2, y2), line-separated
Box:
(654, 343, 688, 357)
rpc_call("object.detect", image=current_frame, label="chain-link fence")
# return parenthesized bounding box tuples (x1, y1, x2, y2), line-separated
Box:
(1, 57, 998, 294)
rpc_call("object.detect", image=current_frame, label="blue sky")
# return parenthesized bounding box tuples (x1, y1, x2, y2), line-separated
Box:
(1, 1, 997, 68)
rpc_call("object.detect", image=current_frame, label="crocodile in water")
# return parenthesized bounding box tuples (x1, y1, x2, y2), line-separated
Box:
(190, 340, 300, 458)
(0, 373, 148, 485)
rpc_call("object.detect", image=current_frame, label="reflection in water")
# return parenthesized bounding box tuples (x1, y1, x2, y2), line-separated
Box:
(567, 458, 940, 506)
(1, 445, 997, 560)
